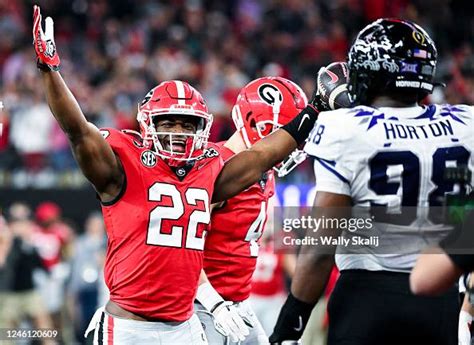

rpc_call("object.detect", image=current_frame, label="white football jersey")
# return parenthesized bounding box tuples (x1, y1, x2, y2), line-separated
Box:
(305, 104, 474, 272)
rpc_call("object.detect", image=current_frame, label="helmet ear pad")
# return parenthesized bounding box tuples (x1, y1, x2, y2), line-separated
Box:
(244, 108, 260, 145)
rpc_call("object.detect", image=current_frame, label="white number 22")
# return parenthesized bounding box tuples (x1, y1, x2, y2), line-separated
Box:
(146, 182, 210, 250)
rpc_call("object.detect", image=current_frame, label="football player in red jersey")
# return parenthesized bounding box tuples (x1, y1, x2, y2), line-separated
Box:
(194, 77, 308, 344)
(33, 6, 326, 344)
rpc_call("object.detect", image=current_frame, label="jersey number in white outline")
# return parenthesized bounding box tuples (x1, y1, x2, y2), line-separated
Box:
(146, 182, 210, 250)
(244, 201, 267, 257)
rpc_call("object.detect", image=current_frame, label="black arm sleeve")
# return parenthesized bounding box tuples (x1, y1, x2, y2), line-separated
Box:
(281, 105, 319, 145)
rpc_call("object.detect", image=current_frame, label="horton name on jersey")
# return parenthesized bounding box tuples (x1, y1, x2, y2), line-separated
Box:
(383, 118, 454, 141)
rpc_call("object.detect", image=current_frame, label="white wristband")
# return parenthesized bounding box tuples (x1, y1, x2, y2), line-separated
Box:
(196, 282, 224, 313)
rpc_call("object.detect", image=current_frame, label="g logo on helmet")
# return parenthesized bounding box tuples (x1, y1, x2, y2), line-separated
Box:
(258, 84, 283, 106)
(141, 150, 157, 168)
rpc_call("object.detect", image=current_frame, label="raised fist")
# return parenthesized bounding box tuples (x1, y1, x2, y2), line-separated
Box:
(33, 5, 60, 71)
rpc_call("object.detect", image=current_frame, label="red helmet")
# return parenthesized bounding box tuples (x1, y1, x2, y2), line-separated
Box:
(231, 77, 308, 176)
(137, 80, 213, 162)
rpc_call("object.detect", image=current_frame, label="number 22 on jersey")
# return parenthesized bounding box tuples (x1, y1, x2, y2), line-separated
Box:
(146, 182, 210, 250)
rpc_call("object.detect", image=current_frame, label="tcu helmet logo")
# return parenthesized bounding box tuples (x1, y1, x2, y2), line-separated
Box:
(141, 150, 157, 167)
(258, 84, 283, 106)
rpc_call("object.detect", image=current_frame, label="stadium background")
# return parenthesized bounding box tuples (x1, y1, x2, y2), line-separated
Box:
(0, 0, 473, 344)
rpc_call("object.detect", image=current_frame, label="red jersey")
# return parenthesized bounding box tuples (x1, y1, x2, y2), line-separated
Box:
(100, 128, 224, 321)
(251, 241, 286, 296)
(203, 144, 275, 302)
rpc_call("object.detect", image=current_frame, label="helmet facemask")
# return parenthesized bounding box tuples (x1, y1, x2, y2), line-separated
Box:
(138, 107, 212, 165)
(274, 149, 307, 178)
(137, 80, 213, 166)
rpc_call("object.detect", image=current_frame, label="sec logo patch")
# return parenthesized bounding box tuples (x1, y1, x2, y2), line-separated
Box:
(141, 150, 157, 167)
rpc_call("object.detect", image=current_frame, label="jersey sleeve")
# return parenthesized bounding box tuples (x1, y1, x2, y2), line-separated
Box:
(304, 110, 355, 195)
(99, 127, 129, 153)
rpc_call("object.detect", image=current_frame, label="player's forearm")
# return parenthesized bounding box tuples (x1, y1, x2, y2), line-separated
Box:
(253, 129, 298, 169)
(246, 102, 320, 173)
(40, 71, 89, 141)
(410, 250, 461, 295)
(239, 130, 297, 185)
(212, 131, 296, 203)
(291, 251, 334, 304)
(213, 106, 318, 202)
(250, 103, 320, 171)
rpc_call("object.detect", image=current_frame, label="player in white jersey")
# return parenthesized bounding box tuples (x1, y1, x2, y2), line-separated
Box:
(270, 18, 474, 345)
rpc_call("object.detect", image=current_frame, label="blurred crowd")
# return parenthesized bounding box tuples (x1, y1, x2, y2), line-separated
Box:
(0, 0, 473, 187)
(0, 201, 108, 343)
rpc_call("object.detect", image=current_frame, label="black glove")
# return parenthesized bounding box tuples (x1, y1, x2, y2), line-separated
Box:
(309, 92, 328, 112)
(269, 293, 315, 344)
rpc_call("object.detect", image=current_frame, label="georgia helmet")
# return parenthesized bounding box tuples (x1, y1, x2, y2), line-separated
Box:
(231, 77, 308, 177)
(136, 80, 213, 164)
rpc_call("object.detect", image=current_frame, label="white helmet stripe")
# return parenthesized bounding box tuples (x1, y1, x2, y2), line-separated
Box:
(272, 94, 282, 130)
(329, 84, 348, 110)
(232, 105, 252, 148)
(175, 80, 186, 105)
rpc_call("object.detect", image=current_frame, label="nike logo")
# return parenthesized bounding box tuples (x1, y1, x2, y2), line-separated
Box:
(326, 69, 339, 84)
(294, 316, 303, 332)
(297, 114, 310, 131)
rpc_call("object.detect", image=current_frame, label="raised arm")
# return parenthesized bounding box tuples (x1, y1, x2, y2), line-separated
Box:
(212, 61, 350, 203)
(33, 6, 123, 201)
(212, 104, 319, 203)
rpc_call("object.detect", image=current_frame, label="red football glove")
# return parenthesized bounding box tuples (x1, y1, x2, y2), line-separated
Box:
(32, 5, 60, 71)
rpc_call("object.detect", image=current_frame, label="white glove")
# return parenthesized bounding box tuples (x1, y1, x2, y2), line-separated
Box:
(234, 302, 256, 329)
(212, 301, 250, 342)
(459, 310, 472, 345)
(196, 282, 250, 342)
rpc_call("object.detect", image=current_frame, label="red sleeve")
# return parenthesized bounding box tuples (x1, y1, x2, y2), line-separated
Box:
(99, 127, 129, 153)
